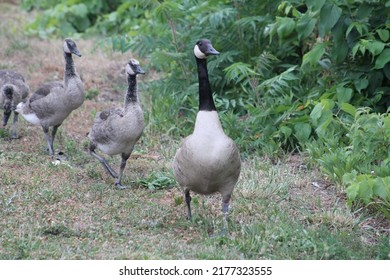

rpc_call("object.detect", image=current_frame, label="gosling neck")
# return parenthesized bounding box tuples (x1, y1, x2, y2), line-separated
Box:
(196, 57, 216, 111)
(64, 52, 78, 85)
(125, 74, 138, 107)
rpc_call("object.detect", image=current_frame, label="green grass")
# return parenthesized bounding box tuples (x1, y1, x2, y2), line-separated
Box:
(0, 124, 389, 259)
(0, 2, 388, 260)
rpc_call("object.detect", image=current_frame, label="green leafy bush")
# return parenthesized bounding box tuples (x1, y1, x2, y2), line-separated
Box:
(307, 108, 390, 216)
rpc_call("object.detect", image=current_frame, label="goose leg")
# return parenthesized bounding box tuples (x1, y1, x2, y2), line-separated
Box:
(42, 126, 54, 156)
(89, 143, 118, 178)
(115, 153, 130, 190)
(221, 195, 231, 234)
(3, 111, 11, 127)
(185, 189, 192, 220)
(50, 124, 60, 152)
(11, 112, 19, 139)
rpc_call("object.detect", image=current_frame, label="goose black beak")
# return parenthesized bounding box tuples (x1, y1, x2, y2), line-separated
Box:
(135, 65, 145, 75)
(205, 46, 220, 56)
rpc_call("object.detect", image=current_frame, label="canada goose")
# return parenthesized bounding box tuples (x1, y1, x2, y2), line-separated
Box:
(173, 39, 241, 226)
(0, 70, 29, 138)
(88, 59, 145, 189)
(16, 38, 84, 156)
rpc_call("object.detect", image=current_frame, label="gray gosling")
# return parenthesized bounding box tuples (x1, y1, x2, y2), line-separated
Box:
(173, 39, 241, 229)
(88, 59, 145, 189)
(0, 70, 29, 139)
(16, 38, 84, 156)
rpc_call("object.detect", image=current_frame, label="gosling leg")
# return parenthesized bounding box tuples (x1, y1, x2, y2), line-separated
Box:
(43, 126, 54, 156)
(3, 111, 11, 127)
(114, 153, 130, 189)
(11, 111, 19, 139)
(89, 143, 118, 179)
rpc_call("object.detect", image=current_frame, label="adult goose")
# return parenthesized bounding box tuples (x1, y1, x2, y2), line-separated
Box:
(0, 70, 29, 139)
(16, 38, 84, 156)
(88, 59, 145, 189)
(173, 39, 241, 226)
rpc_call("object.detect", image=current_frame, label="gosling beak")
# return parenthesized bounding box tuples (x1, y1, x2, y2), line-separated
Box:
(135, 65, 145, 75)
(72, 48, 82, 57)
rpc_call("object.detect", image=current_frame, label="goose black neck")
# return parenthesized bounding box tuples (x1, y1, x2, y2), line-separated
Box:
(125, 75, 138, 106)
(196, 57, 216, 111)
(64, 52, 77, 82)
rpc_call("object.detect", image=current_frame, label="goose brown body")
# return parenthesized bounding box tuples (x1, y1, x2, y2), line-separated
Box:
(173, 39, 241, 223)
(174, 111, 240, 197)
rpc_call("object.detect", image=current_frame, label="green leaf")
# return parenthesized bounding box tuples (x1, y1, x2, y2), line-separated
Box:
(294, 123, 311, 142)
(358, 180, 374, 204)
(321, 99, 335, 111)
(354, 78, 369, 93)
(276, 17, 296, 38)
(356, 2, 374, 20)
(346, 183, 359, 202)
(280, 126, 292, 138)
(340, 103, 357, 116)
(342, 171, 358, 185)
(336, 86, 353, 104)
(306, 0, 326, 12)
(314, 111, 332, 137)
(331, 20, 349, 63)
(374, 48, 390, 69)
(366, 40, 385, 57)
(296, 14, 316, 41)
(318, 3, 342, 37)
(310, 103, 323, 122)
(302, 43, 325, 69)
(373, 177, 390, 200)
(377, 29, 389, 42)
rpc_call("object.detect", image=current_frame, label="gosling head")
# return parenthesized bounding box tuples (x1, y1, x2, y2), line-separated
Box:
(63, 38, 82, 57)
(194, 39, 220, 59)
(125, 59, 145, 76)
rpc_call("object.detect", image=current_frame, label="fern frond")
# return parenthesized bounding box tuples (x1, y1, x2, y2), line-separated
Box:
(258, 66, 299, 95)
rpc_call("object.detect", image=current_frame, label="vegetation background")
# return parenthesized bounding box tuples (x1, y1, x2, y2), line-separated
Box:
(0, 0, 389, 259)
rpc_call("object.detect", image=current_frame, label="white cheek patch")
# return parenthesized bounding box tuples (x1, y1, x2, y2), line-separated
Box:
(125, 64, 134, 75)
(63, 41, 70, 53)
(194, 45, 206, 59)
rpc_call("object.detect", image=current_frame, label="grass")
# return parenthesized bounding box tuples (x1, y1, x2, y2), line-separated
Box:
(0, 2, 389, 260)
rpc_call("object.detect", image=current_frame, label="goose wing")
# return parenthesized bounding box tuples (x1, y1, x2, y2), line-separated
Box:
(30, 81, 63, 103)
(89, 107, 124, 144)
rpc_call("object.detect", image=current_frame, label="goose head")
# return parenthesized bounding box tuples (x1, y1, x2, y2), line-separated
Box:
(63, 38, 82, 57)
(125, 59, 145, 76)
(194, 39, 220, 59)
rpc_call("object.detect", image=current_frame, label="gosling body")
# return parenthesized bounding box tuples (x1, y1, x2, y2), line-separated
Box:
(0, 70, 29, 138)
(16, 39, 84, 155)
(88, 59, 145, 189)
